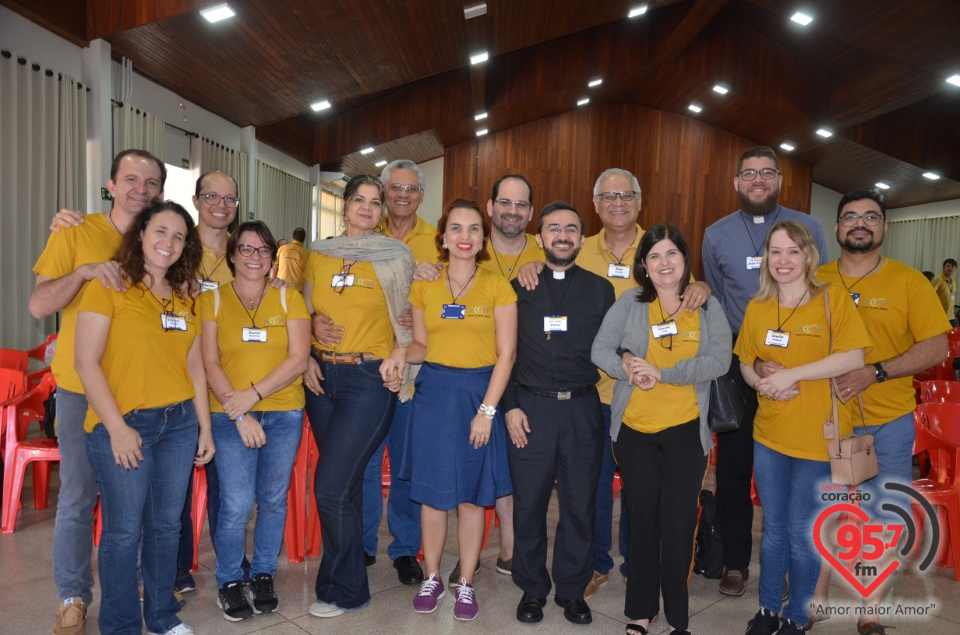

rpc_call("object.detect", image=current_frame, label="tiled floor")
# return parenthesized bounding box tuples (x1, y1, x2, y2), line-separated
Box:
(1, 467, 958, 634)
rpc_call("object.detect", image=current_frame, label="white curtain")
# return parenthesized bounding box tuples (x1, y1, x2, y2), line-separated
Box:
(112, 102, 165, 160)
(193, 136, 248, 214)
(883, 215, 960, 273)
(255, 160, 311, 241)
(0, 50, 87, 348)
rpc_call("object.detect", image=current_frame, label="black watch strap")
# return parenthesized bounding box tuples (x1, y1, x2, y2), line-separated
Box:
(873, 362, 888, 383)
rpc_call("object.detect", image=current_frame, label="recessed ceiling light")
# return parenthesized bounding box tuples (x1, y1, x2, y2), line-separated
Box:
(712, 84, 729, 95)
(470, 51, 489, 65)
(589, 78, 603, 88)
(923, 172, 941, 180)
(875, 182, 890, 190)
(310, 99, 331, 112)
(201, 3, 235, 23)
(947, 74, 960, 87)
(360, 147, 374, 155)
(628, 5, 648, 18)
(790, 11, 813, 26)
(779, 142, 796, 151)
(375, 160, 387, 168)
(463, 3, 487, 20)
(476, 128, 488, 136)
(816, 128, 833, 138)
(577, 97, 590, 106)
(688, 104, 702, 113)
(474, 112, 488, 121)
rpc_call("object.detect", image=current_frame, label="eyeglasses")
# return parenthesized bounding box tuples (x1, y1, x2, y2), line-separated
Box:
(495, 198, 531, 212)
(660, 334, 673, 351)
(838, 212, 884, 226)
(388, 183, 422, 194)
(597, 191, 637, 203)
(199, 193, 240, 208)
(737, 168, 780, 181)
(544, 224, 581, 236)
(237, 244, 272, 258)
(334, 263, 352, 294)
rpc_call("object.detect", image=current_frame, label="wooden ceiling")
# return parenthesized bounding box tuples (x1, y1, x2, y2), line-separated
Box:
(5, 0, 960, 208)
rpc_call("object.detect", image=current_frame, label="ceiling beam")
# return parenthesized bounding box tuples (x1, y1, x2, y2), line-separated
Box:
(87, 0, 212, 41)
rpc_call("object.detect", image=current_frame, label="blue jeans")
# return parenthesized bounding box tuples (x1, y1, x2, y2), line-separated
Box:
(306, 356, 396, 608)
(86, 401, 198, 635)
(753, 442, 831, 627)
(362, 399, 422, 559)
(854, 412, 914, 526)
(52, 388, 99, 605)
(212, 409, 303, 586)
(594, 403, 629, 576)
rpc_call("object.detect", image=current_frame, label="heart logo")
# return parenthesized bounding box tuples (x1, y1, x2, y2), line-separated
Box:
(813, 503, 899, 597)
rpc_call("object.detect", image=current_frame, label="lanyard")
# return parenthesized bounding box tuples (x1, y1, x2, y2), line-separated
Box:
(739, 206, 782, 257)
(776, 289, 808, 330)
(232, 281, 268, 327)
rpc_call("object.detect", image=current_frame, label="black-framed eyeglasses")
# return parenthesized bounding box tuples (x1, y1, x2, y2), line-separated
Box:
(388, 183, 422, 194)
(334, 263, 352, 294)
(597, 191, 637, 203)
(659, 334, 673, 351)
(737, 168, 780, 181)
(199, 193, 240, 207)
(495, 198, 531, 212)
(237, 244, 272, 258)
(838, 212, 884, 227)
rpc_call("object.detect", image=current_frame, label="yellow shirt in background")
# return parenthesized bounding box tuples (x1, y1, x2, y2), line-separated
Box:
(409, 268, 516, 368)
(304, 252, 395, 358)
(818, 259, 951, 425)
(79, 282, 199, 431)
(735, 284, 872, 461)
(32, 213, 122, 393)
(200, 285, 310, 412)
(479, 234, 544, 281)
(623, 303, 701, 433)
(387, 216, 438, 265)
(198, 244, 234, 288)
(277, 241, 309, 290)
(932, 273, 957, 320)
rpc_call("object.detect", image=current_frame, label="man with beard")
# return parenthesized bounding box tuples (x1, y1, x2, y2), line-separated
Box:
(503, 202, 615, 624)
(481, 174, 545, 280)
(932, 258, 958, 326)
(701, 145, 827, 598)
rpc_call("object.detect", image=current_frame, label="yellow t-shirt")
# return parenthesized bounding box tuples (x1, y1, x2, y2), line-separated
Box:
(197, 244, 234, 288)
(386, 216, 438, 265)
(932, 273, 957, 319)
(32, 213, 123, 393)
(622, 303, 701, 433)
(303, 252, 395, 358)
(734, 284, 872, 461)
(409, 268, 517, 368)
(79, 282, 200, 431)
(199, 285, 310, 412)
(818, 259, 952, 426)
(277, 241, 309, 291)
(479, 234, 544, 281)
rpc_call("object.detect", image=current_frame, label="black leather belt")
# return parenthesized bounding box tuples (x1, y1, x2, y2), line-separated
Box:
(517, 383, 596, 401)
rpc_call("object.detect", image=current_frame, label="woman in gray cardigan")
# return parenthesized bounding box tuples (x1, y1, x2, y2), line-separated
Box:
(591, 223, 731, 635)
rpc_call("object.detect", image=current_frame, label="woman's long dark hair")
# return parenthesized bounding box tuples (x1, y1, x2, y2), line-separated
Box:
(633, 223, 691, 303)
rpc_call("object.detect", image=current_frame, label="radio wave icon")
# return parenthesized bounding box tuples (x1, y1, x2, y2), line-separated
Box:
(882, 482, 939, 571)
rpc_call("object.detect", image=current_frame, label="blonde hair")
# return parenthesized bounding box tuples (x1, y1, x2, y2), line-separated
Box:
(755, 221, 825, 302)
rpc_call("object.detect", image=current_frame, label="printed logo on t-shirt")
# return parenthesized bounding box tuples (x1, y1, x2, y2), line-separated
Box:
(682, 330, 701, 342)
(797, 324, 822, 337)
(352, 277, 376, 289)
(262, 315, 287, 328)
(861, 297, 889, 310)
(468, 305, 492, 317)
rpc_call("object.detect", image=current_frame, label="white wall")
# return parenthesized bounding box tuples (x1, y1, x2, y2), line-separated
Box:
(419, 156, 444, 226)
(888, 198, 960, 221)
(810, 182, 842, 261)
(0, 6, 83, 78)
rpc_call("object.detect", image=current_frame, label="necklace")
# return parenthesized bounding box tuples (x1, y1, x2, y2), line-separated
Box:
(492, 235, 527, 276)
(232, 281, 267, 311)
(107, 210, 122, 234)
(446, 266, 479, 304)
(837, 256, 882, 293)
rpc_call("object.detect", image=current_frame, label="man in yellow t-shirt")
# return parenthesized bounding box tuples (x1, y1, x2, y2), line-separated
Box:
(932, 258, 958, 325)
(277, 228, 309, 290)
(480, 174, 544, 281)
(816, 190, 950, 631)
(31, 149, 165, 634)
(194, 171, 240, 291)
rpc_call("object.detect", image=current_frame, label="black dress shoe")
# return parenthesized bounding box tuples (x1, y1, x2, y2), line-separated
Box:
(555, 596, 592, 624)
(365, 553, 376, 567)
(516, 593, 547, 623)
(393, 555, 425, 585)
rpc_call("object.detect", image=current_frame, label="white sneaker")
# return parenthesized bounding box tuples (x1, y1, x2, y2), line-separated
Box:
(148, 623, 195, 635)
(309, 599, 345, 618)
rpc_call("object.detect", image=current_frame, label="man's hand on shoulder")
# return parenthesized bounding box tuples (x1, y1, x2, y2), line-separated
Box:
(50, 209, 84, 233)
(516, 261, 544, 291)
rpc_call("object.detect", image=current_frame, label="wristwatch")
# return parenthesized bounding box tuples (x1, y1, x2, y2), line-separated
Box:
(873, 362, 888, 383)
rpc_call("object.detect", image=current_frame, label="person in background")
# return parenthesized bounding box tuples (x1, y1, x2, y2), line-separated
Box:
(932, 258, 957, 326)
(276, 227, 309, 290)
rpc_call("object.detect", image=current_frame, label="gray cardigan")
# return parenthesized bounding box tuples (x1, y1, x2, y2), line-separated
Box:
(591, 293, 732, 454)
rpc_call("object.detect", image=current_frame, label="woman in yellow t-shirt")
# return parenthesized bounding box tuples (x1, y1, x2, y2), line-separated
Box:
(76, 201, 212, 635)
(300, 174, 415, 618)
(591, 224, 730, 635)
(402, 199, 517, 620)
(735, 221, 869, 634)
(199, 221, 311, 620)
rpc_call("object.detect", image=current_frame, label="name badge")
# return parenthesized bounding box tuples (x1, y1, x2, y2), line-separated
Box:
(850, 292, 860, 306)
(161, 313, 187, 331)
(198, 278, 219, 292)
(608, 263, 631, 278)
(242, 327, 267, 342)
(441, 304, 465, 319)
(331, 273, 355, 288)
(651, 320, 679, 338)
(746, 256, 763, 270)
(544, 316, 568, 332)
(765, 329, 790, 348)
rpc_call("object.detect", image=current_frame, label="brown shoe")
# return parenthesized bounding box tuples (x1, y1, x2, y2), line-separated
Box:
(138, 586, 187, 607)
(857, 622, 889, 635)
(583, 572, 608, 599)
(718, 567, 748, 596)
(54, 598, 86, 635)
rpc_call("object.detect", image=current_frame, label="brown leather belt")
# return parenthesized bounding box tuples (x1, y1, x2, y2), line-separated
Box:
(318, 351, 382, 365)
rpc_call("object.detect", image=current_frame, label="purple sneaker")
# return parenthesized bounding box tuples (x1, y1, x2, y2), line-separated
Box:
(453, 579, 479, 621)
(413, 573, 445, 613)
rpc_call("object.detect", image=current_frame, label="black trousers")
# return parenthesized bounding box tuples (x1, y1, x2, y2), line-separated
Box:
(616, 419, 706, 629)
(507, 389, 604, 600)
(715, 352, 759, 570)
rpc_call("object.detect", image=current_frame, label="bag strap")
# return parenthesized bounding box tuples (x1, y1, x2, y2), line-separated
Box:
(280, 285, 287, 313)
(821, 289, 841, 456)
(212, 286, 221, 318)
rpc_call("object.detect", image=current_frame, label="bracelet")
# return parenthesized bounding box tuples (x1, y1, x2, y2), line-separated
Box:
(478, 403, 496, 419)
(251, 382, 263, 400)
(235, 414, 245, 422)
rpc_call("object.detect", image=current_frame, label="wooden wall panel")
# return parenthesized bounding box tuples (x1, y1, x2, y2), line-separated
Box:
(444, 104, 812, 278)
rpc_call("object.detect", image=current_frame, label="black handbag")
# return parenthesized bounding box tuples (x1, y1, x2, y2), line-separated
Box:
(708, 374, 745, 433)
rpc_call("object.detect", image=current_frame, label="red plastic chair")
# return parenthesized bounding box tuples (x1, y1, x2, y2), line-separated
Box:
(0, 350, 29, 372)
(0, 368, 26, 401)
(26, 333, 57, 363)
(920, 380, 960, 404)
(916, 357, 958, 383)
(912, 406, 960, 579)
(1, 372, 59, 532)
